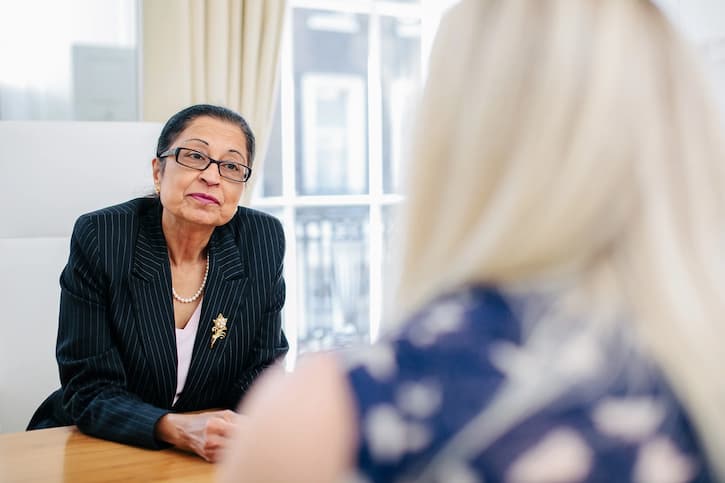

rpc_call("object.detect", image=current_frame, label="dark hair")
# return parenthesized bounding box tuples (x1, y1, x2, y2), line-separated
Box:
(155, 104, 256, 166)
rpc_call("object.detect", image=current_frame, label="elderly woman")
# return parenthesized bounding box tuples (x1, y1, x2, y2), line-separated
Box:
(219, 0, 724, 481)
(28, 104, 288, 462)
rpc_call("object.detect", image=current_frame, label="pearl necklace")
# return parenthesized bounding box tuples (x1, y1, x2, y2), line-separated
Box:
(172, 253, 209, 304)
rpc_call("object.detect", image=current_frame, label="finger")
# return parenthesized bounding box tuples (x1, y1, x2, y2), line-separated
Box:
(218, 409, 239, 424)
(195, 446, 213, 462)
(205, 448, 223, 464)
(206, 416, 238, 437)
(194, 430, 226, 461)
(201, 434, 227, 462)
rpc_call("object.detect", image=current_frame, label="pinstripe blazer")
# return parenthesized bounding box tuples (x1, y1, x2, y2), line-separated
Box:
(27, 197, 288, 448)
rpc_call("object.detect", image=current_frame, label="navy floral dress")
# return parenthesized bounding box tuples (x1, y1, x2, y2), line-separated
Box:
(343, 287, 714, 482)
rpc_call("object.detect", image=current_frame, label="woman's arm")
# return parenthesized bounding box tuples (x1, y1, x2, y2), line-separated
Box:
(57, 215, 170, 448)
(227, 265, 288, 405)
(227, 216, 289, 406)
(218, 354, 357, 483)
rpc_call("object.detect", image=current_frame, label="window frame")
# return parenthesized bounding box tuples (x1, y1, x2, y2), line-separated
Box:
(252, 0, 436, 365)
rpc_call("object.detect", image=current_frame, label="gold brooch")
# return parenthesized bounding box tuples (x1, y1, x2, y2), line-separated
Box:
(210, 313, 228, 348)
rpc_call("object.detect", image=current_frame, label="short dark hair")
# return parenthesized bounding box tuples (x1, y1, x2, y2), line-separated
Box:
(155, 104, 256, 166)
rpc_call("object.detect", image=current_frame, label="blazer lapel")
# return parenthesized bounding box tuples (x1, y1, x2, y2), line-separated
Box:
(128, 202, 177, 407)
(176, 224, 248, 408)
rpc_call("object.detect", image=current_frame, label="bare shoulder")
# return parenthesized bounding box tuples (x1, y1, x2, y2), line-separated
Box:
(247, 353, 345, 408)
(219, 353, 357, 483)
(242, 354, 351, 419)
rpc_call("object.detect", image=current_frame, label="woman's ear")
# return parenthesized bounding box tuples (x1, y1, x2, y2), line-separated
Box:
(152, 157, 161, 184)
(151, 158, 163, 195)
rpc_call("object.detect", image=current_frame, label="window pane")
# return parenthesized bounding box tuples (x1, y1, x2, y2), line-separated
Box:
(259, 96, 283, 197)
(253, 206, 283, 221)
(652, 1, 725, 115)
(296, 206, 370, 353)
(382, 203, 403, 317)
(294, 9, 369, 195)
(0, 0, 138, 120)
(381, 15, 421, 194)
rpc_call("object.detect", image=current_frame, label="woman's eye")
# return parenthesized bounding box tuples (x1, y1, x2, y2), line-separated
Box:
(190, 152, 205, 160)
(223, 162, 241, 172)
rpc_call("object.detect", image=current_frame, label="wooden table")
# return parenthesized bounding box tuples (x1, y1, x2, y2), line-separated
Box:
(0, 426, 215, 482)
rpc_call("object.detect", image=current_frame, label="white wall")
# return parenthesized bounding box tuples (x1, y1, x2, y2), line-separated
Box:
(0, 0, 138, 120)
(0, 121, 161, 433)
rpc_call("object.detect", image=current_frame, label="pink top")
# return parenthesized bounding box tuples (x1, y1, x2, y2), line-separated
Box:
(173, 300, 202, 405)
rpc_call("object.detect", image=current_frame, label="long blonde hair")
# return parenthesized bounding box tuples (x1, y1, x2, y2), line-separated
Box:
(394, 0, 725, 477)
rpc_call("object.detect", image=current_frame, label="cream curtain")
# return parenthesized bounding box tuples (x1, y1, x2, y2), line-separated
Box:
(142, 0, 287, 201)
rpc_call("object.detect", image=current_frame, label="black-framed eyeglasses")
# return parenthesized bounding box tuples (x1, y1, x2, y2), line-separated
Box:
(158, 147, 252, 183)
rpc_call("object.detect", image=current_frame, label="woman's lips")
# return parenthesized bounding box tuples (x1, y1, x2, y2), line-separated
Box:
(189, 193, 220, 205)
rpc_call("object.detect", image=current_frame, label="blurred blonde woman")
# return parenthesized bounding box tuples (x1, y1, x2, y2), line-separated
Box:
(220, 0, 725, 481)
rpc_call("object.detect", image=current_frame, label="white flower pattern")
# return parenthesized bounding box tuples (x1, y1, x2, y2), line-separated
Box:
(395, 381, 443, 419)
(506, 428, 593, 483)
(344, 342, 397, 381)
(407, 300, 468, 347)
(591, 397, 666, 442)
(364, 404, 432, 463)
(344, 288, 712, 482)
(435, 460, 482, 483)
(634, 437, 697, 483)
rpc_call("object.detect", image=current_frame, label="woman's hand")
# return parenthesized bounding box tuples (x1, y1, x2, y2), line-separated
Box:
(155, 410, 242, 462)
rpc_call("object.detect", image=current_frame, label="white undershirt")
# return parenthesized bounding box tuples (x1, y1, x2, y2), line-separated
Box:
(173, 300, 202, 405)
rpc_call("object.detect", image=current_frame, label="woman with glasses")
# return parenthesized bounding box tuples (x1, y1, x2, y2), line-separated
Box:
(28, 104, 288, 462)
(219, 0, 725, 481)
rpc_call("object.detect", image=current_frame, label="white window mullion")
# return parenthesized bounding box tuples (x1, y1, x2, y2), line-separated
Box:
(291, 0, 419, 18)
(292, 0, 372, 14)
(368, 7, 384, 342)
(255, 193, 403, 209)
(263, 1, 426, 360)
(281, 4, 299, 369)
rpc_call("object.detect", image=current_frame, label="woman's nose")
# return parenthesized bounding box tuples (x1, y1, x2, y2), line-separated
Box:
(200, 161, 221, 184)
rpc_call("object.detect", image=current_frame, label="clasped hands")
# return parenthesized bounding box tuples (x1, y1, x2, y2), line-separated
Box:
(155, 409, 244, 462)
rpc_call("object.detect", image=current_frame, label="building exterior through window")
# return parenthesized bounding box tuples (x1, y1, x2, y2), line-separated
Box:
(254, 0, 427, 362)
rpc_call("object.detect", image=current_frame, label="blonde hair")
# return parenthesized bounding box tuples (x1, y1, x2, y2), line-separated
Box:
(394, 0, 725, 477)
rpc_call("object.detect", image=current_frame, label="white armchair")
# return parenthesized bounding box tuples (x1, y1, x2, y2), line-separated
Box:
(0, 121, 161, 433)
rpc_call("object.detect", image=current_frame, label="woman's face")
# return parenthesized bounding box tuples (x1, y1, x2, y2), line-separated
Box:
(152, 115, 248, 228)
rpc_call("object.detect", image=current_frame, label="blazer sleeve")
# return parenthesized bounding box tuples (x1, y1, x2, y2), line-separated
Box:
(227, 216, 289, 406)
(56, 215, 171, 449)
